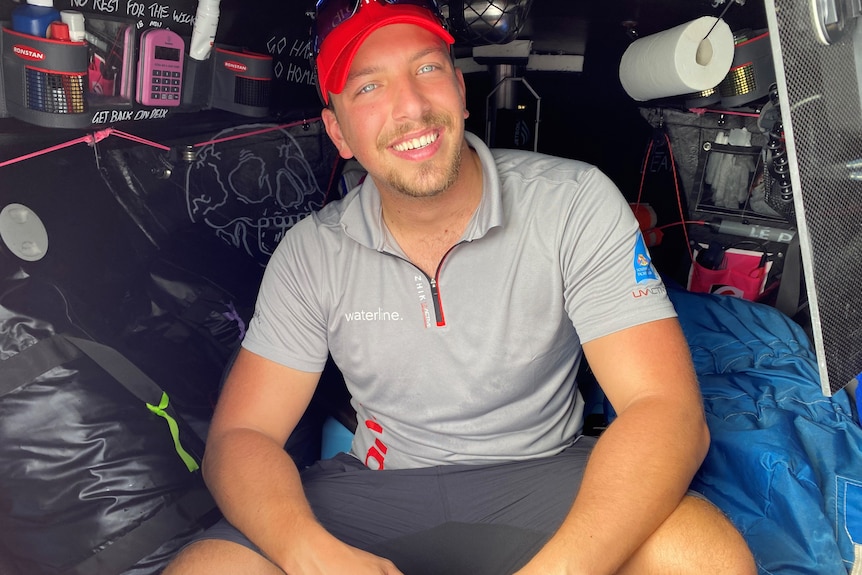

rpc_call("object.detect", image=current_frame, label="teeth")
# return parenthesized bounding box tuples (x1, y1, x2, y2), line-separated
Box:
(393, 133, 437, 152)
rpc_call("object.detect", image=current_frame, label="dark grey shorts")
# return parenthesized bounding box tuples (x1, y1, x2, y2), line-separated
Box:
(197, 437, 599, 574)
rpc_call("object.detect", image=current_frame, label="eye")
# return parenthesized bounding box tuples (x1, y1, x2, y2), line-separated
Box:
(358, 83, 378, 94)
(418, 64, 438, 74)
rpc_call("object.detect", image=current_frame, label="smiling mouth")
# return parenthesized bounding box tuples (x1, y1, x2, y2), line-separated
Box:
(392, 132, 438, 152)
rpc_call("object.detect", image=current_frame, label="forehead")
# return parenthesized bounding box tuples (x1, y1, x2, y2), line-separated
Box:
(350, 23, 449, 69)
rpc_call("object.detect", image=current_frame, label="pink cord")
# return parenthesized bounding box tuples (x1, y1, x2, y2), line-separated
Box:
(0, 133, 94, 168)
(634, 137, 654, 208)
(0, 126, 170, 168)
(689, 107, 761, 118)
(663, 131, 695, 262)
(633, 130, 696, 262)
(0, 118, 321, 169)
(191, 118, 322, 148)
(656, 220, 706, 231)
(111, 129, 171, 150)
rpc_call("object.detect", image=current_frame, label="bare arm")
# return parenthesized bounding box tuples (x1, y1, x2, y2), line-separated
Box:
(515, 317, 709, 575)
(203, 347, 402, 574)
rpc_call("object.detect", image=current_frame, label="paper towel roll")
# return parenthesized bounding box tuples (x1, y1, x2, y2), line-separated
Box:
(619, 16, 735, 101)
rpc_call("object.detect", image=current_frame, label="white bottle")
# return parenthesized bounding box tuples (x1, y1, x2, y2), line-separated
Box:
(60, 10, 86, 42)
(189, 0, 220, 61)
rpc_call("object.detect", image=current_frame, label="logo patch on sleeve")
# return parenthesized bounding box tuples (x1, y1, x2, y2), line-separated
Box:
(633, 233, 658, 283)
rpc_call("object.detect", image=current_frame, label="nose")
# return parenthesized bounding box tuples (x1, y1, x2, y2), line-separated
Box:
(391, 75, 431, 121)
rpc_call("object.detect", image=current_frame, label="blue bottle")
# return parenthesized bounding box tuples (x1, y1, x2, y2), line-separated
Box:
(11, 0, 61, 38)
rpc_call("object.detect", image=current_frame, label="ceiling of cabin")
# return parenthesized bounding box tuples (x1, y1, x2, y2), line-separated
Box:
(444, 0, 769, 56)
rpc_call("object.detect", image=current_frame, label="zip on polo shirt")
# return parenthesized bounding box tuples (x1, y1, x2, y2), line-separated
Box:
(383, 241, 465, 328)
(429, 275, 444, 327)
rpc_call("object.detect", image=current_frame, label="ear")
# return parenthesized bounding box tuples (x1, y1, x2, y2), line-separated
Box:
(455, 68, 469, 119)
(322, 107, 355, 160)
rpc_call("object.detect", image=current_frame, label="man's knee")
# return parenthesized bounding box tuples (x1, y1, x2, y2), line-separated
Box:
(620, 495, 756, 575)
(163, 539, 283, 575)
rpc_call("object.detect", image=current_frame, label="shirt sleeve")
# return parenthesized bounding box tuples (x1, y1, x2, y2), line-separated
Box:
(241, 216, 330, 373)
(560, 167, 677, 344)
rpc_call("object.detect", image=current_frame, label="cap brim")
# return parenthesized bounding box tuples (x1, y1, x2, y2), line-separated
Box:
(316, 3, 454, 105)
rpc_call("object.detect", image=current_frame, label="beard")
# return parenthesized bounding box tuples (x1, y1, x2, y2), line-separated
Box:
(377, 111, 462, 199)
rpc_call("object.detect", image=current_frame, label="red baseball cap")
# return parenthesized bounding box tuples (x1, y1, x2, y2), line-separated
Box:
(315, 0, 455, 105)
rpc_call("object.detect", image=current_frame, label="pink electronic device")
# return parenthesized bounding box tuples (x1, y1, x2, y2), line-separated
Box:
(136, 28, 184, 106)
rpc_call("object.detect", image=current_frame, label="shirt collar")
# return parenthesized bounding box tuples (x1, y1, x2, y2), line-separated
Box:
(340, 131, 504, 251)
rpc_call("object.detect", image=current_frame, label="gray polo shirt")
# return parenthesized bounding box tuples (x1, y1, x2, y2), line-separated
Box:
(244, 132, 675, 470)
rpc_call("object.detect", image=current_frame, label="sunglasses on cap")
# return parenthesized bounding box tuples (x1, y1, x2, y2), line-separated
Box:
(312, 0, 447, 56)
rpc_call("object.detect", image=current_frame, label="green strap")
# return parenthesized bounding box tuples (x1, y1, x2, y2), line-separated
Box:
(64, 336, 203, 473)
(146, 392, 199, 472)
(3, 335, 202, 472)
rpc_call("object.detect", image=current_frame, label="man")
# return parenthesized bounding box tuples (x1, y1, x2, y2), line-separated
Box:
(166, 1, 756, 573)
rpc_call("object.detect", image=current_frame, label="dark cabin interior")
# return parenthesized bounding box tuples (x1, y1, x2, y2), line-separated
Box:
(2, 0, 862, 573)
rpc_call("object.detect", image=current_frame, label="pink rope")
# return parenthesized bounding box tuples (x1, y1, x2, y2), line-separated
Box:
(191, 118, 322, 148)
(663, 131, 695, 263)
(0, 126, 168, 168)
(689, 107, 761, 118)
(89, 128, 114, 143)
(0, 117, 321, 169)
(111, 129, 171, 150)
(0, 133, 94, 168)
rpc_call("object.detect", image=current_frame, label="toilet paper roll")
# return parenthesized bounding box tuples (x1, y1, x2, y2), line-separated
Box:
(619, 16, 735, 101)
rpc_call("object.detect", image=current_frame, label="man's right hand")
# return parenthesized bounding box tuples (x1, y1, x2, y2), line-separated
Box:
(284, 533, 404, 575)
